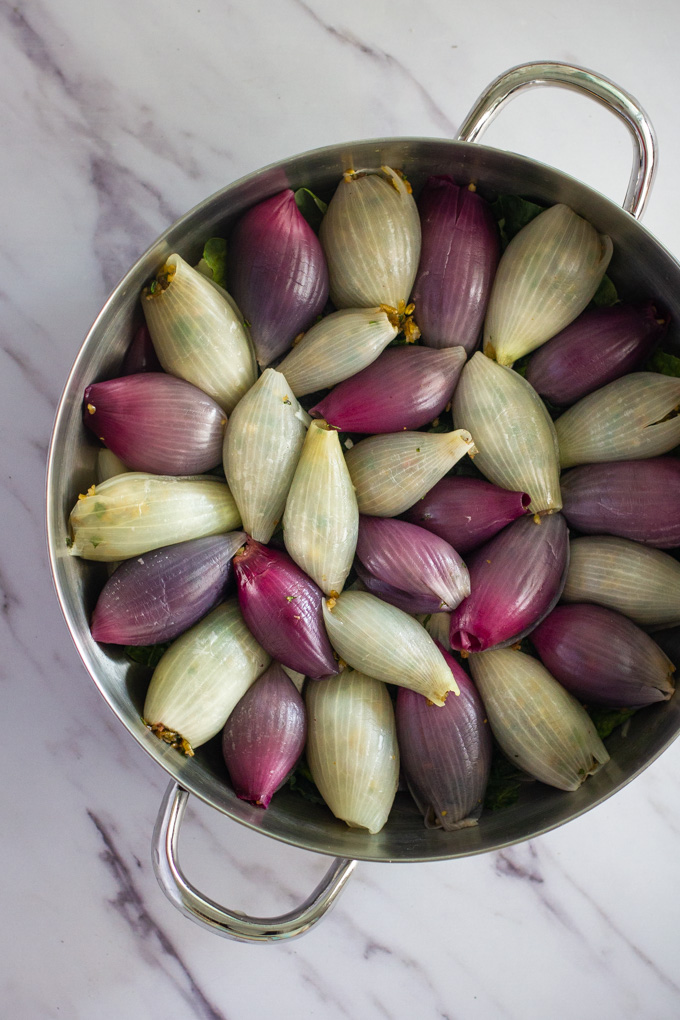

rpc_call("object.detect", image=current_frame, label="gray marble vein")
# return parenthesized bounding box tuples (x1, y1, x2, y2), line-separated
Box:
(2, 2, 680, 1018)
(88, 809, 228, 1020)
(293, 0, 458, 136)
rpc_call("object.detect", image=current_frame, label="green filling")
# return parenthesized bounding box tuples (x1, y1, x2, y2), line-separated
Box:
(125, 643, 171, 668)
(294, 188, 328, 234)
(201, 237, 228, 288)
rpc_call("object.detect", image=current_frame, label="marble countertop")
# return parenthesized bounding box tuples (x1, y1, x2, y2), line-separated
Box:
(4, 1, 680, 1016)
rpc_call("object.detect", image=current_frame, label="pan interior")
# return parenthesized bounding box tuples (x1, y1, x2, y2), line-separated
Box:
(47, 136, 680, 862)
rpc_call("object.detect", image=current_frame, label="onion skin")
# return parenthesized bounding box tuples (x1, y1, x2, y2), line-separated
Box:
(97, 449, 128, 483)
(482, 203, 612, 366)
(309, 345, 466, 433)
(561, 536, 680, 629)
(276, 307, 398, 397)
(234, 539, 339, 680)
(403, 476, 530, 554)
(468, 647, 609, 791)
(525, 303, 669, 406)
(356, 515, 469, 611)
(228, 190, 329, 367)
(322, 590, 458, 705)
(560, 458, 680, 548)
(531, 604, 676, 707)
(91, 532, 245, 645)
(396, 648, 492, 830)
(411, 176, 499, 354)
(319, 166, 421, 310)
(83, 373, 227, 475)
(142, 253, 256, 414)
(143, 600, 270, 753)
(222, 663, 307, 808)
(306, 669, 399, 834)
(554, 372, 680, 468)
(222, 368, 309, 543)
(452, 352, 562, 515)
(121, 323, 162, 374)
(354, 560, 445, 615)
(68, 473, 241, 561)
(448, 513, 569, 653)
(345, 429, 476, 517)
(283, 420, 358, 595)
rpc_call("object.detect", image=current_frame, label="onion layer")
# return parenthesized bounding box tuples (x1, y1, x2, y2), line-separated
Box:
(222, 662, 307, 808)
(525, 303, 669, 406)
(322, 590, 458, 706)
(356, 515, 469, 611)
(448, 513, 569, 652)
(83, 373, 227, 475)
(452, 352, 561, 514)
(228, 190, 329, 367)
(309, 345, 465, 433)
(468, 647, 609, 791)
(143, 601, 270, 753)
(91, 532, 245, 644)
(306, 669, 399, 834)
(396, 648, 492, 830)
(234, 538, 339, 680)
(560, 458, 680, 548)
(531, 604, 676, 707)
(403, 476, 530, 554)
(411, 175, 499, 354)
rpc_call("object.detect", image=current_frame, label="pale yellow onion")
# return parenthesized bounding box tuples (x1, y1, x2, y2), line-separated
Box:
(306, 669, 399, 834)
(281, 665, 306, 692)
(468, 648, 609, 791)
(143, 601, 270, 752)
(483, 204, 613, 366)
(68, 472, 240, 561)
(319, 166, 421, 309)
(96, 449, 128, 483)
(562, 536, 680, 628)
(276, 307, 398, 397)
(142, 253, 256, 413)
(452, 352, 561, 514)
(555, 373, 680, 468)
(223, 368, 309, 543)
(345, 429, 476, 517)
(322, 590, 459, 706)
(283, 421, 358, 595)
(417, 612, 452, 652)
(96, 451, 129, 574)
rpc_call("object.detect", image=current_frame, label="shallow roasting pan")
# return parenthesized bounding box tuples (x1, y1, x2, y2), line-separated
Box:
(47, 62, 680, 942)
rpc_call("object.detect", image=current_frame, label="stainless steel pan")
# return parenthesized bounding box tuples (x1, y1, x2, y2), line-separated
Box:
(46, 62, 680, 943)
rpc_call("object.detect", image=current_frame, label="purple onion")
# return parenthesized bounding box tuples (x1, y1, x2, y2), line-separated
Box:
(83, 373, 226, 475)
(396, 646, 492, 830)
(531, 604, 675, 707)
(222, 662, 306, 808)
(121, 323, 162, 374)
(354, 560, 444, 614)
(233, 538, 339, 679)
(309, 345, 465, 433)
(228, 190, 329, 367)
(403, 476, 531, 554)
(90, 532, 245, 644)
(561, 458, 680, 548)
(448, 513, 569, 652)
(410, 176, 499, 354)
(356, 515, 469, 611)
(525, 303, 669, 406)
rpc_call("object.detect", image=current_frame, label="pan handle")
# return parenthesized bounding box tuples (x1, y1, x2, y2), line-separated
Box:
(456, 61, 657, 220)
(152, 782, 357, 943)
